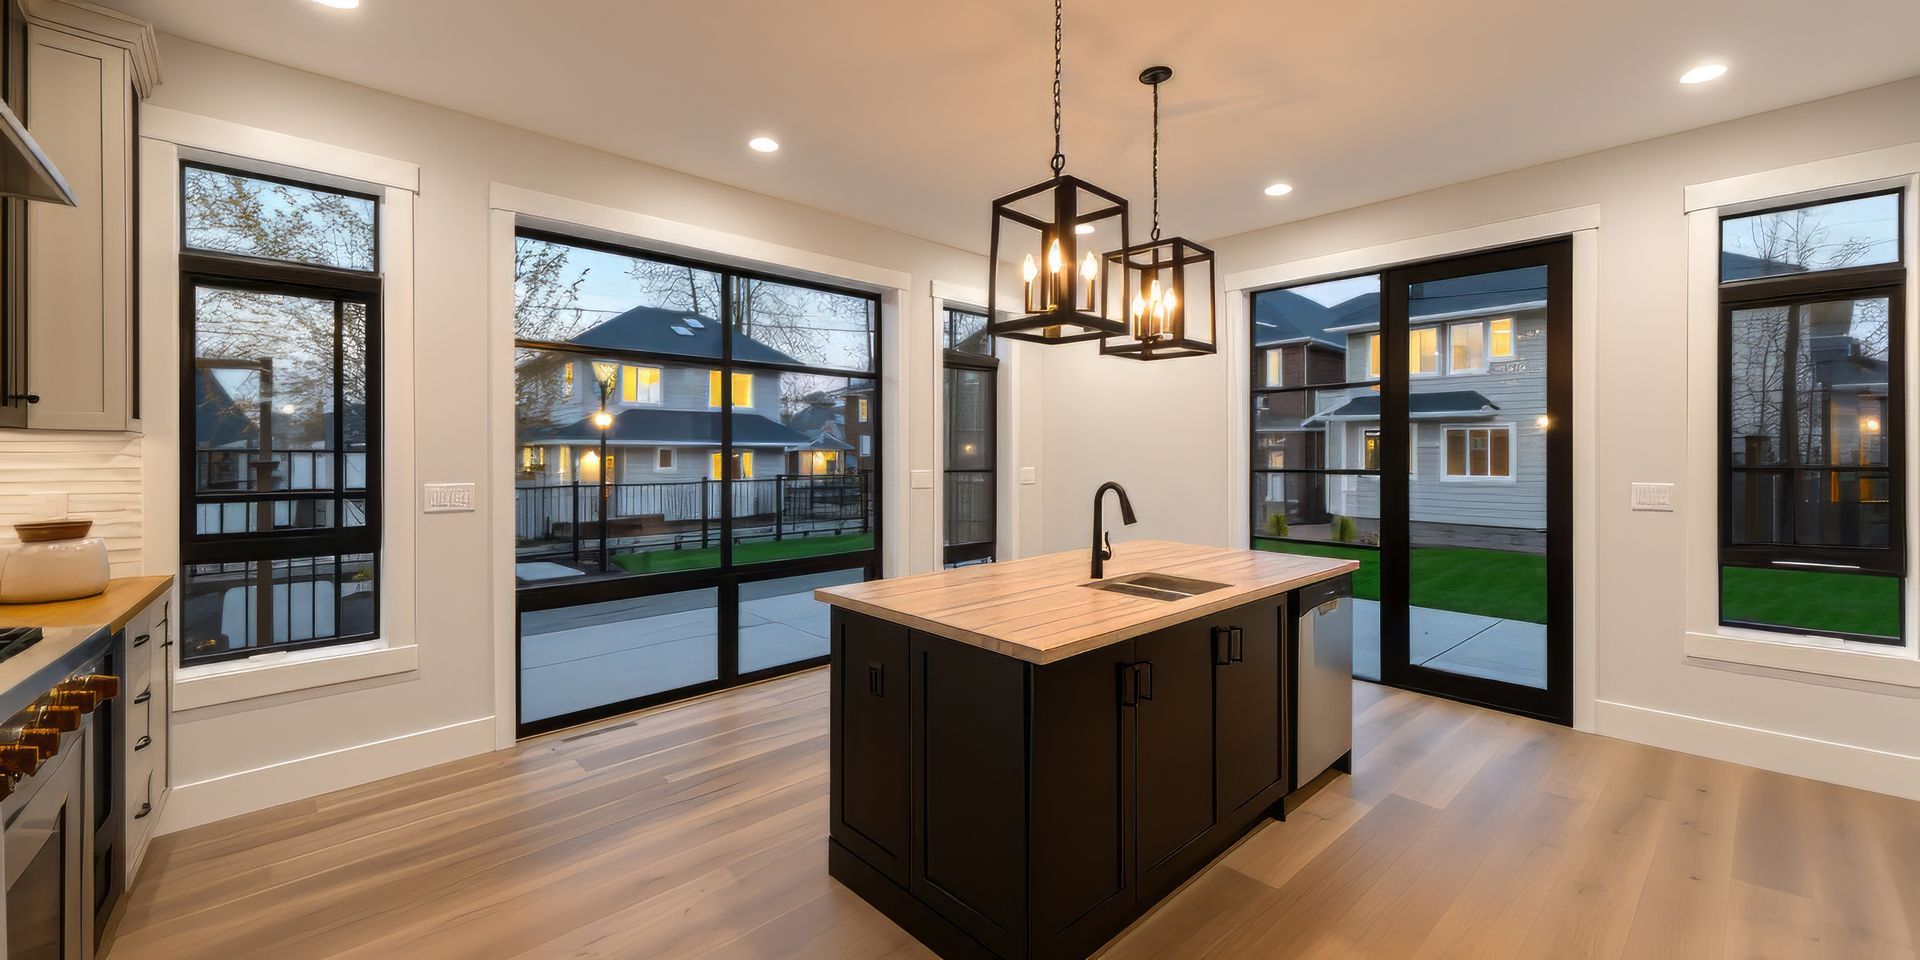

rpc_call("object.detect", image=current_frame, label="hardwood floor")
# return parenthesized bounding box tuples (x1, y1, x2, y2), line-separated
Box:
(106, 671, 1920, 959)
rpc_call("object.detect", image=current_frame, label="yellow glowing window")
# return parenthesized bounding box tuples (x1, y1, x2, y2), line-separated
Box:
(1266, 349, 1283, 387)
(622, 365, 661, 404)
(708, 370, 754, 408)
(739, 450, 754, 476)
(1367, 334, 1381, 379)
(858, 397, 870, 422)
(1489, 317, 1514, 358)
(563, 363, 575, 399)
(1410, 327, 1440, 375)
(710, 451, 722, 478)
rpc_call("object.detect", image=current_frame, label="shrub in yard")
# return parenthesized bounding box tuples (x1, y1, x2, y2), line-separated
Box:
(1265, 513, 1290, 537)
(1332, 515, 1357, 543)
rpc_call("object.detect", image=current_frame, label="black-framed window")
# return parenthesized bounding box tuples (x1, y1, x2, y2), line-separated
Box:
(511, 228, 882, 735)
(178, 163, 383, 666)
(0, 1, 29, 430)
(943, 308, 996, 567)
(1719, 188, 1906, 644)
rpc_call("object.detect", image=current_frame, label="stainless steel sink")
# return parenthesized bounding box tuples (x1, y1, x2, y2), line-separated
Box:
(1085, 572, 1230, 601)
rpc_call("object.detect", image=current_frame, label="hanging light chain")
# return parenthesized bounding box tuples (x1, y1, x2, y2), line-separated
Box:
(1050, 0, 1065, 177)
(1150, 77, 1161, 242)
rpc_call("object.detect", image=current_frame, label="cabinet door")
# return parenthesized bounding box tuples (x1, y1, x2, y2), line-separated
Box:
(25, 26, 132, 431)
(1028, 641, 1136, 959)
(1214, 601, 1285, 821)
(1133, 622, 1217, 903)
(829, 610, 910, 885)
(910, 632, 1028, 959)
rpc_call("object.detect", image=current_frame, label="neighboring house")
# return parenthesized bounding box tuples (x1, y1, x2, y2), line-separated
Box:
(783, 382, 876, 476)
(1256, 269, 1552, 551)
(515, 305, 811, 487)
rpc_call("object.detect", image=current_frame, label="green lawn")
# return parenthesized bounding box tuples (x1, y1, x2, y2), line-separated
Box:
(610, 533, 875, 575)
(1720, 566, 1900, 639)
(1254, 539, 1549, 623)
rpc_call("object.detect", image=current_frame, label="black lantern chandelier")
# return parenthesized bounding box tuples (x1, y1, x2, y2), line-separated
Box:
(986, 0, 1130, 344)
(1100, 66, 1217, 361)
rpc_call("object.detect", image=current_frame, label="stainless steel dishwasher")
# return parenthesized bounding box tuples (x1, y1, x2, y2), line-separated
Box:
(1290, 574, 1353, 804)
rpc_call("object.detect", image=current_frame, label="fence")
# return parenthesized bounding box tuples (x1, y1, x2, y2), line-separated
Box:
(515, 472, 873, 559)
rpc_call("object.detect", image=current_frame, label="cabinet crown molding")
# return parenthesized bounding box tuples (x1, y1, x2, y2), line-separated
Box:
(21, 0, 161, 97)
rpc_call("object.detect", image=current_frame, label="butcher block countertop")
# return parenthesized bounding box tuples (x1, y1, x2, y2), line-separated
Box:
(815, 540, 1356, 665)
(0, 575, 174, 634)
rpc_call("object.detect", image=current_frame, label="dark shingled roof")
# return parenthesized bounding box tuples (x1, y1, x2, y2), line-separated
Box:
(564, 305, 802, 366)
(1252, 289, 1346, 349)
(1307, 390, 1499, 423)
(1407, 267, 1547, 320)
(528, 408, 808, 446)
(1720, 250, 1811, 282)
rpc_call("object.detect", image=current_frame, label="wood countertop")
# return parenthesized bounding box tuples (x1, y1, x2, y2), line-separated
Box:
(0, 575, 174, 634)
(815, 540, 1356, 665)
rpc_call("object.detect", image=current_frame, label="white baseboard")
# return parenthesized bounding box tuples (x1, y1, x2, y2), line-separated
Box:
(156, 716, 495, 835)
(1594, 699, 1920, 801)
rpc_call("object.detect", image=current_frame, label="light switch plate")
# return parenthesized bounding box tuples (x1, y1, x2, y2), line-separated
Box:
(423, 482, 476, 513)
(1630, 482, 1674, 512)
(1019, 467, 1037, 485)
(910, 470, 934, 490)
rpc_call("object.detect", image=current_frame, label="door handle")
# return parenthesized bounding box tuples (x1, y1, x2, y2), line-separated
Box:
(1135, 661, 1154, 701)
(132, 633, 150, 648)
(1213, 627, 1232, 666)
(866, 662, 884, 698)
(1231, 626, 1245, 664)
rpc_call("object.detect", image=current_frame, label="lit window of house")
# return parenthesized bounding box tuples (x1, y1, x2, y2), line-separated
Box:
(1450, 321, 1487, 373)
(708, 370, 754, 408)
(1489, 317, 1514, 358)
(1444, 426, 1511, 479)
(1367, 333, 1381, 379)
(621, 364, 661, 404)
(1410, 327, 1440, 375)
(1265, 349, 1283, 387)
(563, 362, 575, 399)
(857, 397, 870, 422)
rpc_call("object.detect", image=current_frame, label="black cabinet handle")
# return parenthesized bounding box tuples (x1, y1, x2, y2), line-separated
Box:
(133, 801, 151, 820)
(1231, 626, 1245, 664)
(132, 633, 150, 648)
(1135, 661, 1154, 701)
(134, 735, 151, 752)
(133, 687, 150, 705)
(1118, 662, 1139, 707)
(1213, 627, 1232, 666)
(4, 393, 38, 404)
(866, 662, 884, 698)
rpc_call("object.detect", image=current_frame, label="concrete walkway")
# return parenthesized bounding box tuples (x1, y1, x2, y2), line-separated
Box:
(1349, 598, 1546, 689)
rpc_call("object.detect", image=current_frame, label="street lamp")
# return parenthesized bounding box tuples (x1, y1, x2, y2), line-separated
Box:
(591, 407, 613, 572)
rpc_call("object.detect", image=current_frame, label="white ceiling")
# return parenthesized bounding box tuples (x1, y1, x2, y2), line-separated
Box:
(99, 0, 1920, 252)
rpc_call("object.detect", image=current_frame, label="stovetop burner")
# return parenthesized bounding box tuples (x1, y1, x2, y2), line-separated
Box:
(0, 627, 44, 665)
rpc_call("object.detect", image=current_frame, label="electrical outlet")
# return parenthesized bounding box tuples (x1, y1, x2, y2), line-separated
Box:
(423, 482, 475, 513)
(1630, 482, 1674, 512)
(910, 470, 933, 490)
(1019, 467, 1037, 485)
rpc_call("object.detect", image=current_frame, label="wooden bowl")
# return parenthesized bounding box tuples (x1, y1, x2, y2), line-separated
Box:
(13, 519, 92, 543)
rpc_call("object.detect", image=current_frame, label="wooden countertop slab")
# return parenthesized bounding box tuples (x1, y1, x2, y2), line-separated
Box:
(0, 575, 174, 634)
(815, 541, 1356, 665)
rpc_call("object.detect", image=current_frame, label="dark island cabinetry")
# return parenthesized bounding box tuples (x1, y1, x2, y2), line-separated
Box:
(827, 595, 1293, 960)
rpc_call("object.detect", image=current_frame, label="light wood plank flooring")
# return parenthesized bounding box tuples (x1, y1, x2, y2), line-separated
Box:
(106, 671, 1920, 959)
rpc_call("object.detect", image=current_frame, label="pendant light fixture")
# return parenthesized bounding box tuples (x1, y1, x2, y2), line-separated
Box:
(1100, 66, 1217, 361)
(986, 0, 1130, 345)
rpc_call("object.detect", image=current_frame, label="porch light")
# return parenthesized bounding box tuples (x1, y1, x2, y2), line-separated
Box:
(591, 410, 614, 430)
(986, 0, 1129, 345)
(1099, 67, 1217, 361)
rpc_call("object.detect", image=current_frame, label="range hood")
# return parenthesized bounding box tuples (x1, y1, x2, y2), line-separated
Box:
(0, 97, 73, 206)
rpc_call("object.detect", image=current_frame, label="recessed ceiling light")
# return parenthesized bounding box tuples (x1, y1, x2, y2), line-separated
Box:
(1073, 224, 1095, 235)
(1679, 63, 1727, 85)
(1263, 182, 1294, 197)
(747, 136, 780, 153)
(311, 0, 360, 8)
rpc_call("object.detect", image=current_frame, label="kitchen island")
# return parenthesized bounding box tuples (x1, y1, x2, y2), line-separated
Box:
(815, 540, 1357, 960)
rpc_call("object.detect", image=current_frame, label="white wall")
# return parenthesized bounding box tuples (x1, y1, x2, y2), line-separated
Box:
(1041, 75, 1920, 799)
(0, 431, 142, 575)
(136, 35, 1022, 830)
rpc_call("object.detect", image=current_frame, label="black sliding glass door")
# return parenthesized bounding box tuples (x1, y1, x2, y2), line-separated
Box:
(511, 230, 881, 736)
(1250, 239, 1572, 724)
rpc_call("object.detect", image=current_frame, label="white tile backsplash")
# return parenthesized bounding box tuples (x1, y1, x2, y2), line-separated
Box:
(0, 430, 143, 575)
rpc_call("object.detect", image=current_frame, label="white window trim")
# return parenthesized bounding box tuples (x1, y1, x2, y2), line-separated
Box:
(1446, 320, 1489, 375)
(622, 364, 662, 406)
(138, 111, 421, 706)
(1408, 325, 1442, 378)
(1683, 149, 1920, 682)
(1439, 423, 1516, 483)
(654, 447, 676, 473)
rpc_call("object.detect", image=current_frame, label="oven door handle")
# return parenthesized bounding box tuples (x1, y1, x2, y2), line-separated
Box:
(133, 801, 152, 820)
(133, 735, 151, 752)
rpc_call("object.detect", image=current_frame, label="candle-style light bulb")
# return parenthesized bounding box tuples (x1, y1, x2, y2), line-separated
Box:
(1080, 251, 1097, 277)
(1022, 254, 1038, 284)
(1047, 237, 1064, 273)
(1132, 294, 1146, 318)
(1163, 289, 1177, 312)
